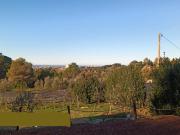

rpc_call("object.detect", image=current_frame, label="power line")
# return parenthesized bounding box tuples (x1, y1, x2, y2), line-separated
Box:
(161, 34, 180, 51)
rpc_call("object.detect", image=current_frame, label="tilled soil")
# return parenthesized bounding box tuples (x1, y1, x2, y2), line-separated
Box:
(1, 115, 180, 135)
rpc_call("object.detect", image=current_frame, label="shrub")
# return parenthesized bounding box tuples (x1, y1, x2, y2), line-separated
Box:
(10, 91, 36, 112)
(0, 79, 13, 91)
(175, 108, 180, 116)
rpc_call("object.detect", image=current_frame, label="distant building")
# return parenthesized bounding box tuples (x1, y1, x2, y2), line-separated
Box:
(65, 64, 69, 69)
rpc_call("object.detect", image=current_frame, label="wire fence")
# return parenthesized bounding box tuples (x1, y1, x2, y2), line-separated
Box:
(147, 106, 180, 111)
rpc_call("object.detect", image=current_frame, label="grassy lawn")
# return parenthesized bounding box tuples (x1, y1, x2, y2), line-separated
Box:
(0, 102, 129, 120)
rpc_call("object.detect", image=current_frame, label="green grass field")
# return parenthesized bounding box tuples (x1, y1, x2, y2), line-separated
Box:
(0, 102, 129, 121)
(35, 103, 129, 120)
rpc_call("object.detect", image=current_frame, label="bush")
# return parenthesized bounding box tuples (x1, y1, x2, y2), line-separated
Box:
(10, 91, 36, 112)
(44, 77, 53, 90)
(175, 108, 180, 116)
(0, 79, 13, 91)
(34, 79, 44, 90)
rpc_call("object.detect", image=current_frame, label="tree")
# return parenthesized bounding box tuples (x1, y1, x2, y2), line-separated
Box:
(0, 79, 12, 92)
(105, 67, 123, 106)
(7, 58, 34, 89)
(64, 63, 80, 79)
(44, 76, 52, 90)
(143, 58, 153, 66)
(34, 68, 55, 81)
(70, 73, 102, 104)
(0, 54, 12, 79)
(125, 65, 145, 119)
(52, 77, 60, 90)
(151, 61, 180, 114)
(34, 79, 44, 90)
(105, 65, 145, 119)
(10, 91, 36, 112)
(112, 63, 122, 68)
(129, 60, 143, 68)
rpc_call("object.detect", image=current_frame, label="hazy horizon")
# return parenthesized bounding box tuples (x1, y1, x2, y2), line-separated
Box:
(1, 0, 180, 65)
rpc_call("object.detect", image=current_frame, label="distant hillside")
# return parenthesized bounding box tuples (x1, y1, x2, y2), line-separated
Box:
(33, 65, 65, 69)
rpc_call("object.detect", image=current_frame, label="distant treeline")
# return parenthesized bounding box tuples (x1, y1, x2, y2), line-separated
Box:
(1, 54, 180, 116)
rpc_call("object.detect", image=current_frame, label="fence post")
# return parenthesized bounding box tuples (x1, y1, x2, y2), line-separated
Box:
(67, 105, 72, 126)
(16, 106, 23, 131)
(16, 126, 19, 131)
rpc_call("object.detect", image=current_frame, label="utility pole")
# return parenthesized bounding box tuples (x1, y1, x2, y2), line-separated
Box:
(157, 33, 161, 67)
(163, 51, 166, 58)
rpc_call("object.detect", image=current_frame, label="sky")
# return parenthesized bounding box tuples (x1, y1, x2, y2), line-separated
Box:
(1, 0, 180, 65)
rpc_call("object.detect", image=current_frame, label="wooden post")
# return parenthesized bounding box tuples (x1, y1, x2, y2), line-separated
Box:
(67, 105, 70, 114)
(16, 126, 19, 131)
(67, 105, 72, 126)
(16, 106, 23, 131)
(132, 99, 137, 120)
(108, 102, 112, 115)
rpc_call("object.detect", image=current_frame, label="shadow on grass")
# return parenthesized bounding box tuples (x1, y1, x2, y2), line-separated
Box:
(72, 112, 128, 125)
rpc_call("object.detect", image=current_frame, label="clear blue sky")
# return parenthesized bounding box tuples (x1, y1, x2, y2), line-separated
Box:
(1, 0, 180, 65)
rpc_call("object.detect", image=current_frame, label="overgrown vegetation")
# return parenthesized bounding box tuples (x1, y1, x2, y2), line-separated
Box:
(0, 53, 180, 117)
(10, 91, 36, 112)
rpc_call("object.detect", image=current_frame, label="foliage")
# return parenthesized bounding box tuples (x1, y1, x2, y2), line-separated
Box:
(105, 67, 124, 105)
(7, 58, 34, 89)
(151, 58, 180, 114)
(10, 91, 36, 112)
(143, 58, 153, 66)
(64, 63, 80, 79)
(51, 77, 68, 90)
(70, 73, 104, 104)
(34, 68, 55, 81)
(175, 108, 180, 116)
(1, 54, 180, 117)
(105, 65, 145, 118)
(44, 76, 53, 90)
(0, 79, 12, 92)
(105, 65, 145, 105)
(34, 79, 44, 90)
(0, 54, 12, 79)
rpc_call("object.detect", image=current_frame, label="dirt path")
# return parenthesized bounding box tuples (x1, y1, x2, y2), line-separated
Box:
(1, 115, 180, 135)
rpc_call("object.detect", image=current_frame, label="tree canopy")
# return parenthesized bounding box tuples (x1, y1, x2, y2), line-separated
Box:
(0, 54, 12, 79)
(7, 58, 34, 89)
(1, 54, 180, 116)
